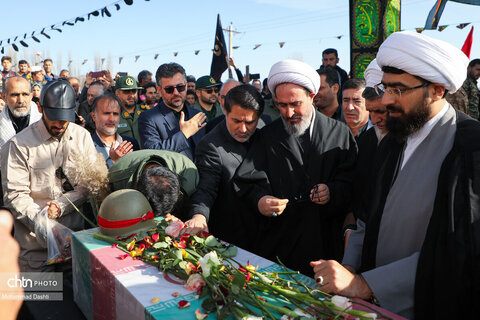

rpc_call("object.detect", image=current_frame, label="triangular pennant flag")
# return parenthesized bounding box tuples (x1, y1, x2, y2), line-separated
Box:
(438, 25, 448, 32)
(20, 40, 28, 47)
(457, 23, 470, 30)
(119, 57, 123, 64)
(101, 58, 105, 65)
(233, 46, 239, 49)
(253, 44, 262, 50)
(174, 52, 178, 57)
(337, 35, 343, 39)
(195, 50, 200, 55)
(32, 36, 40, 43)
(115, 3, 121, 10)
(0, 48, 4, 54)
(416, 28, 425, 33)
(125, 0, 133, 5)
(154, 54, 159, 60)
(461, 26, 474, 59)
(7, 38, 10, 44)
(82, 59, 88, 65)
(135, 55, 140, 62)
(279, 42, 285, 48)
(51, 25, 62, 33)
(103, 7, 112, 17)
(41, 29, 51, 39)
(75, 17, 85, 23)
(12, 43, 19, 52)
(23, 33, 27, 39)
(14, 36, 18, 42)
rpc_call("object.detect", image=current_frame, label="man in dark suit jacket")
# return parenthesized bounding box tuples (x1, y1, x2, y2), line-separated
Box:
(182, 85, 264, 251)
(138, 63, 206, 161)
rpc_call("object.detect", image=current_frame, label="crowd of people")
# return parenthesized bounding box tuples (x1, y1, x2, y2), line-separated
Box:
(0, 30, 479, 320)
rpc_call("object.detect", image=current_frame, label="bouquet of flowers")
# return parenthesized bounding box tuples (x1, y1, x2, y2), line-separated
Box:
(94, 216, 386, 320)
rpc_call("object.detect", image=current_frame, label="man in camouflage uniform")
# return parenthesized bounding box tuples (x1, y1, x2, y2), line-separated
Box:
(461, 58, 480, 120)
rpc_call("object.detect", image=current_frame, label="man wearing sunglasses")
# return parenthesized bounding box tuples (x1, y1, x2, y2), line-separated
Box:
(139, 63, 206, 161)
(311, 31, 480, 319)
(1, 80, 97, 318)
(192, 75, 223, 122)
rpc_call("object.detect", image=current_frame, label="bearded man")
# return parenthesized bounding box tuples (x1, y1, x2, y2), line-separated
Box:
(234, 59, 357, 277)
(311, 31, 480, 319)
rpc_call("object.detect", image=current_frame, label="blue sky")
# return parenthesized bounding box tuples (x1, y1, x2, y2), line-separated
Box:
(1, 0, 480, 83)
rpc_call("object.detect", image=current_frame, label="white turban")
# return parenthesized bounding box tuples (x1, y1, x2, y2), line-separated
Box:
(376, 31, 468, 92)
(267, 60, 320, 96)
(364, 59, 383, 88)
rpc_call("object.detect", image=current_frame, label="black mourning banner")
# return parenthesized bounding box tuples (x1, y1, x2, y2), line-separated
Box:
(210, 14, 228, 81)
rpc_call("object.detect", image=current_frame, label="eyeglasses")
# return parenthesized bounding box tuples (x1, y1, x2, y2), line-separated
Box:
(201, 88, 219, 94)
(55, 167, 74, 192)
(374, 82, 430, 98)
(163, 84, 186, 94)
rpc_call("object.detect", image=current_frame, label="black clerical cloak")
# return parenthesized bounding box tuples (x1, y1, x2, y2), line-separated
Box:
(234, 111, 357, 276)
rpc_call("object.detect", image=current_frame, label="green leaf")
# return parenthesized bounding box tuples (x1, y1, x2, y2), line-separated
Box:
(205, 236, 221, 247)
(231, 285, 241, 295)
(232, 272, 246, 288)
(178, 260, 187, 269)
(172, 258, 181, 266)
(218, 245, 238, 257)
(153, 242, 169, 249)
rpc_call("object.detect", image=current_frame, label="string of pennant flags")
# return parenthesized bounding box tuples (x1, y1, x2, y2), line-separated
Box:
(0, 0, 148, 55)
(415, 22, 472, 33)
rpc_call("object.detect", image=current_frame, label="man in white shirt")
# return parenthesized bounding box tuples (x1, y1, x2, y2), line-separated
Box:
(91, 94, 138, 168)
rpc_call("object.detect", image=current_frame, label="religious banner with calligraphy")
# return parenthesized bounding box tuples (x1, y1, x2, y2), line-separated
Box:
(350, 0, 401, 79)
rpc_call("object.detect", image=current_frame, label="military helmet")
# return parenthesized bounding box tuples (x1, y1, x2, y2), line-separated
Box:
(98, 189, 156, 237)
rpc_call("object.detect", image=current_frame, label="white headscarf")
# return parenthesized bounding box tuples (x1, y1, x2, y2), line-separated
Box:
(267, 60, 320, 96)
(364, 59, 383, 88)
(376, 31, 468, 92)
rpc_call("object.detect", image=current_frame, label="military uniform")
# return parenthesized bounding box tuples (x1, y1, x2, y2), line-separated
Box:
(117, 104, 147, 145)
(461, 76, 479, 120)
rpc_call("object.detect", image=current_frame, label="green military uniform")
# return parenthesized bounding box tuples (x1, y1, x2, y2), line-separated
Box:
(462, 76, 479, 120)
(108, 149, 199, 197)
(193, 75, 223, 121)
(262, 98, 281, 121)
(115, 75, 147, 144)
(192, 100, 223, 121)
(117, 104, 145, 145)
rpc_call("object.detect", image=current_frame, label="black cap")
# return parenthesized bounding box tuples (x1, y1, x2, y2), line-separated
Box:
(40, 80, 76, 122)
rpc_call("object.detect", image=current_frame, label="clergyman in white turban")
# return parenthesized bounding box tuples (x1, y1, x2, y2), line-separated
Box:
(311, 30, 480, 320)
(234, 59, 357, 277)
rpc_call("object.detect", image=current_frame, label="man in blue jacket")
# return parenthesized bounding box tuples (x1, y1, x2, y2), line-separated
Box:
(139, 63, 206, 160)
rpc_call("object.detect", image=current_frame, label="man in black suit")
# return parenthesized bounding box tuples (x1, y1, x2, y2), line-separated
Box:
(182, 85, 264, 250)
(139, 63, 206, 161)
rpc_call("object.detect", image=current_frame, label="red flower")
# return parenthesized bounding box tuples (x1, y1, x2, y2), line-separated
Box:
(258, 297, 266, 302)
(173, 240, 187, 249)
(119, 254, 129, 260)
(178, 300, 191, 309)
(197, 230, 211, 238)
(151, 233, 159, 242)
(111, 244, 118, 248)
(245, 272, 251, 282)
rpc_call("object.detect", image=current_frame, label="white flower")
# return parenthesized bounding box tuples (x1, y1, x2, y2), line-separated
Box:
(331, 295, 352, 310)
(242, 316, 263, 320)
(362, 313, 378, 319)
(198, 251, 221, 277)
